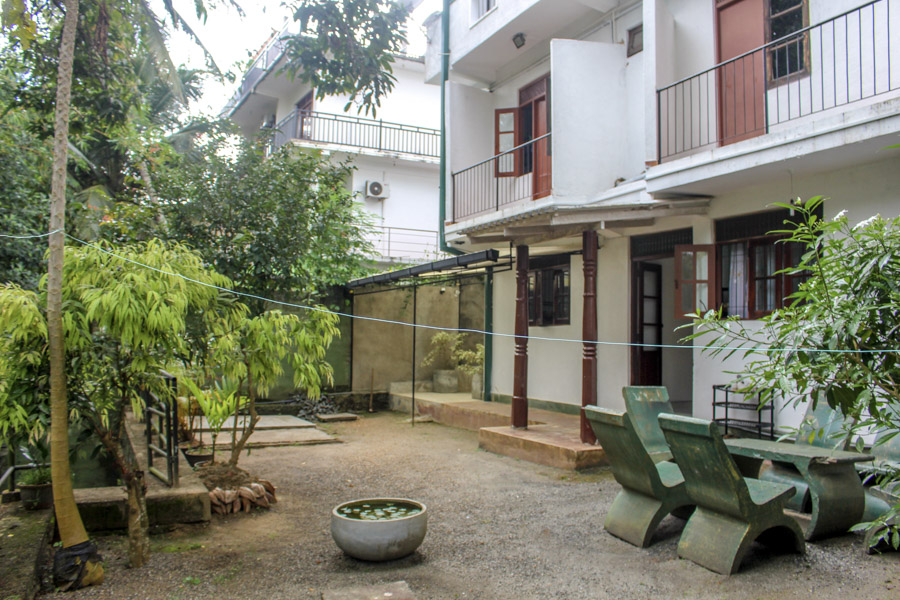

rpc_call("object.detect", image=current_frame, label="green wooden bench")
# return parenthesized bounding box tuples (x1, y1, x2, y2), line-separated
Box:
(584, 406, 693, 548)
(658, 414, 805, 575)
(622, 386, 675, 463)
(860, 418, 900, 526)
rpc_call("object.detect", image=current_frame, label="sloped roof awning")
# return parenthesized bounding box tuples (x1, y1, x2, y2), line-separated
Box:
(347, 249, 500, 289)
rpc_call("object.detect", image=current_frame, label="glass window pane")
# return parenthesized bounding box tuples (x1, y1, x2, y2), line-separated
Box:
(643, 270, 658, 296)
(643, 298, 658, 324)
(771, 11, 803, 41)
(498, 112, 514, 132)
(681, 282, 693, 315)
(681, 252, 694, 280)
(696, 283, 709, 312)
(644, 326, 659, 348)
(498, 132, 514, 152)
(696, 251, 708, 280)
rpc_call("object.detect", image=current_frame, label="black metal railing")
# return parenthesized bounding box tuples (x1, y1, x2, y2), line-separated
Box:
(270, 110, 440, 158)
(657, 0, 898, 162)
(143, 372, 179, 487)
(1, 445, 47, 494)
(451, 133, 552, 222)
(368, 226, 444, 263)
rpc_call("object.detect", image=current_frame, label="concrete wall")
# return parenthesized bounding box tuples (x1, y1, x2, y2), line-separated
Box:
(352, 278, 486, 392)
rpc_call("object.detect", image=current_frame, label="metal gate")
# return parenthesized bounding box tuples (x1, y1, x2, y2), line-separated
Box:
(143, 372, 179, 487)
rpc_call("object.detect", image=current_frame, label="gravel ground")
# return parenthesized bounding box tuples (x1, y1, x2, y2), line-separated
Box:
(47, 412, 898, 600)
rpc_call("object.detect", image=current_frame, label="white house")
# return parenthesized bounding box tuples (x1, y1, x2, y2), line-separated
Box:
(226, 17, 444, 267)
(426, 0, 900, 436)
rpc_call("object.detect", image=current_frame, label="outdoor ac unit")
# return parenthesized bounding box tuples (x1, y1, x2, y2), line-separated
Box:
(365, 180, 390, 200)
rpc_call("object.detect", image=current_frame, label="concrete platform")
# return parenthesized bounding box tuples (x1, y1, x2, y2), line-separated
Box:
(195, 415, 315, 432)
(389, 391, 606, 470)
(322, 580, 416, 600)
(208, 427, 339, 448)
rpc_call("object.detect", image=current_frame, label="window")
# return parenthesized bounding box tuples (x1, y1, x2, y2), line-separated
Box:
(675, 208, 816, 319)
(527, 255, 570, 326)
(626, 24, 643, 57)
(767, 0, 808, 80)
(473, 0, 496, 20)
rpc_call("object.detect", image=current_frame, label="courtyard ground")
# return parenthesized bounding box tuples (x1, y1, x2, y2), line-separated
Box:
(48, 412, 898, 599)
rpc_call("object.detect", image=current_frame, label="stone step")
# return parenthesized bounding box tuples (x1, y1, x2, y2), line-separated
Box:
(322, 580, 416, 600)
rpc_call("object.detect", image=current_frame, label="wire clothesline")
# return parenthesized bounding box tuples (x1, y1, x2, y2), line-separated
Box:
(2, 229, 896, 355)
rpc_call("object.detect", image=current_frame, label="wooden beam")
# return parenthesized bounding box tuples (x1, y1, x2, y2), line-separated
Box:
(581, 230, 598, 444)
(512, 245, 529, 429)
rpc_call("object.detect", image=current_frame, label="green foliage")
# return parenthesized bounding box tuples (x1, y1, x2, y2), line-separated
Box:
(421, 332, 465, 371)
(683, 196, 900, 549)
(18, 466, 51, 485)
(454, 343, 484, 378)
(181, 377, 245, 464)
(282, 0, 409, 116)
(153, 135, 374, 314)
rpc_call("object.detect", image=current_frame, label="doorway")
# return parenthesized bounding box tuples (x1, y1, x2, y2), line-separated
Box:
(630, 230, 694, 415)
(716, 0, 766, 145)
(518, 76, 551, 199)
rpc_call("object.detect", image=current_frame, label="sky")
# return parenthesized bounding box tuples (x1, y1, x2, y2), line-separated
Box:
(165, 0, 443, 117)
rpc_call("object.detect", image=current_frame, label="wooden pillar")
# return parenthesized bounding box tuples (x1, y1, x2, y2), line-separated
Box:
(581, 230, 598, 444)
(512, 245, 529, 428)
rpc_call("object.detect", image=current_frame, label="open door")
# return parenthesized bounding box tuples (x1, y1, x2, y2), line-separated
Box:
(632, 262, 663, 386)
(716, 0, 766, 145)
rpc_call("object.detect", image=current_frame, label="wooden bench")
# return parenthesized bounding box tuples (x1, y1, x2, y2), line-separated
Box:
(658, 414, 805, 575)
(584, 406, 693, 548)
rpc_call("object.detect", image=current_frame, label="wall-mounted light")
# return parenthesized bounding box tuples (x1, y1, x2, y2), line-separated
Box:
(512, 32, 526, 49)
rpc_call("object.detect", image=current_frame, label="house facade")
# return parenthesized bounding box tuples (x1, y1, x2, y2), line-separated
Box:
(226, 19, 444, 268)
(427, 0, 900, 435)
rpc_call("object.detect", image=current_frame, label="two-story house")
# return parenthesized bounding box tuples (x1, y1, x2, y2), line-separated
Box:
(226, 16, 444, 268)
(427, 0, 900, 438)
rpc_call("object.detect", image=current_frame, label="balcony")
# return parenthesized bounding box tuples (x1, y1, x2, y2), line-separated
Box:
(451, 133, 551, 221)
(270, 110, 440, 159)
(657, 0, 900, 163)
(223, 23, 293, 117)
(367, 226, 444, 264)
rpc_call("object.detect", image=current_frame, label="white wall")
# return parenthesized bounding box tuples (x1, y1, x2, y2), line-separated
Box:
(551, 40, 628, 201)
(691, 156, 900, 430)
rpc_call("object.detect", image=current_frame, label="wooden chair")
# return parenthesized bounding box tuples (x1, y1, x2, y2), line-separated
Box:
(622, 386, 675, 462)
(658, 414, 805, 575)
(584, 406, 693, 548)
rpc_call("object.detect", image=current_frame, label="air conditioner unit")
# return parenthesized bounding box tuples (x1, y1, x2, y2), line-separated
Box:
(365, 180, 390, 200)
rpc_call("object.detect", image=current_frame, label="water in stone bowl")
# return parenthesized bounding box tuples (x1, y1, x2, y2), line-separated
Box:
(331, 498, 427, 561)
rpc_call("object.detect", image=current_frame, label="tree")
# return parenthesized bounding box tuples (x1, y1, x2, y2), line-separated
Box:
(151, 134, 375, 314)
(282, 0, 410, 116)
(685, 196, 900, 549)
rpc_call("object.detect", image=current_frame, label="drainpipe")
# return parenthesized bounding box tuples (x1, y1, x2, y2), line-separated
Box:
(439, 0, 463, 256)
(483, 266, 493, 401)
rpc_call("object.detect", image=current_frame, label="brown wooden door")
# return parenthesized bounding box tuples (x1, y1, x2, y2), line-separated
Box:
(716, 0, 766, 145)
(631, 262, 662, 386)
(532, 97, 551, 199)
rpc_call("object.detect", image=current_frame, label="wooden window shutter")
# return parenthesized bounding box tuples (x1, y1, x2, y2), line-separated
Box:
(674, 244, 716, 318)
(494, 108, 518, 177)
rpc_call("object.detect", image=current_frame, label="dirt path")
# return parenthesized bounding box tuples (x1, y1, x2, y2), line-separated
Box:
(50, 413, 897, 599)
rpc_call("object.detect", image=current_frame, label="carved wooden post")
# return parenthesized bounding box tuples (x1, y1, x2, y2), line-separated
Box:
(512, 245, 529, 428)
(581, 230, 598, 444)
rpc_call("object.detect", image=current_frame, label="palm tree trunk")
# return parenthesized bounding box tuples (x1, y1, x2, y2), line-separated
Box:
(48, 0, 103, 587)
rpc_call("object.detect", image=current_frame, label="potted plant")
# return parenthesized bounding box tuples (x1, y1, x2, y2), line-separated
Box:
(454, 343, 485, 400)
(181, 378, 246, 467)
(421, 332, 464, 393)
(18, 466, 53, 510)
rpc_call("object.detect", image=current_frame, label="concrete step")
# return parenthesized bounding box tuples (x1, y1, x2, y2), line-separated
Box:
(478, 425, 607, 471)
(322, 581, 416, 600)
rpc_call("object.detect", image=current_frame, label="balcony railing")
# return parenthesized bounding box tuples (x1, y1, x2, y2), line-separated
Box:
(223, 23, 293, 116)
(451, 133, 552, 222)
(657, 0, 898, 162)
(270, 110, 440, 158)
(368, 226, 444, 263)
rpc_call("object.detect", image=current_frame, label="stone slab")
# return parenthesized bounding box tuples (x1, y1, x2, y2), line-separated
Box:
(207, 427, 339, 448)
(322, 580, 416, 600)
(75, 480, 211, 531)
(195, 415, 315, 432)
(479, 424, 607, 471)
(317, 412, 359, 422)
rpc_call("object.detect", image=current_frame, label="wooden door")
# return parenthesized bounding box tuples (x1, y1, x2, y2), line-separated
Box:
(716, 0, 766, 145)
(532, 97, 551, 199)
(632, 262, 663, 386)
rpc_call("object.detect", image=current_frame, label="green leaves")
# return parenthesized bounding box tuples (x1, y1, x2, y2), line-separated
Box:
(281, 0, 409, 117)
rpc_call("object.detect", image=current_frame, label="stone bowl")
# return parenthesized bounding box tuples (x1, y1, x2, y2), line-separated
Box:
(331, 498, 427, 561)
